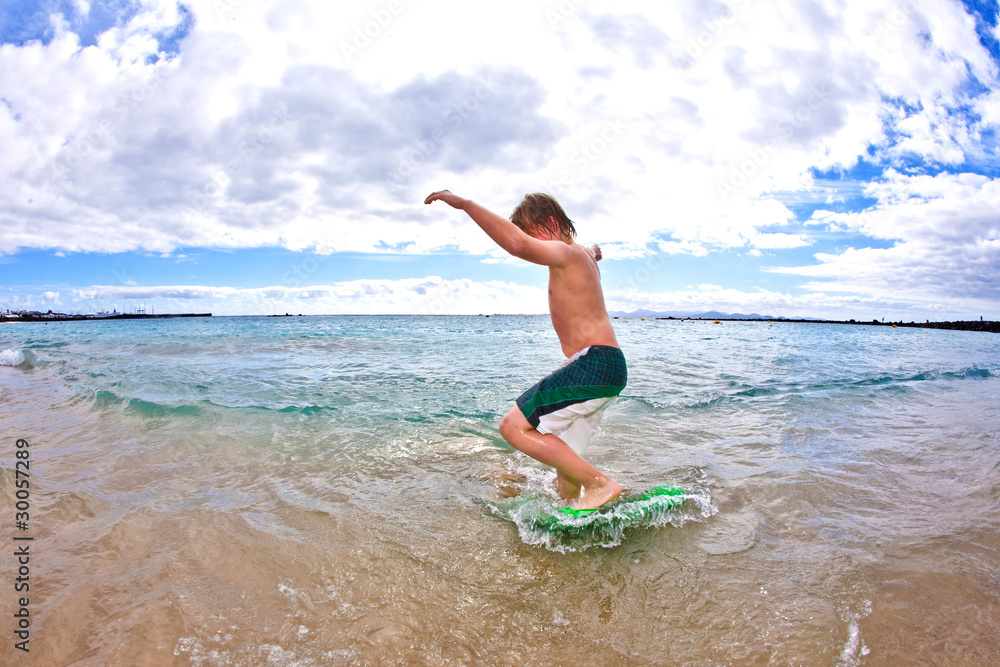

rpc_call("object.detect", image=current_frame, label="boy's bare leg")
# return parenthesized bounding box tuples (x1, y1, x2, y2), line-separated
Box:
(556, 471, 581, 502)
(499, 406, 621, 510)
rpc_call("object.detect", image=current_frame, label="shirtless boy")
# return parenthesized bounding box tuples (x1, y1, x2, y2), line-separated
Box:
(424, 190, 626, 512)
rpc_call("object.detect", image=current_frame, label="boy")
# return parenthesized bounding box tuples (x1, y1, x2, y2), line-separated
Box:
(424, 190, 627, 513)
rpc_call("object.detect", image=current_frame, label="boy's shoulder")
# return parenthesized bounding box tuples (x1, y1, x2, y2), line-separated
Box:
(567, 241, 600, 267)
(543, 241, 592, 270)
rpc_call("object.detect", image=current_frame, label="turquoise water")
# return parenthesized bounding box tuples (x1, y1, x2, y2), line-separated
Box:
(2, 316, 999, 664)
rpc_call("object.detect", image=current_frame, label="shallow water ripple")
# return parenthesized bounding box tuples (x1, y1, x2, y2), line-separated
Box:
(1, 316, 998, 664)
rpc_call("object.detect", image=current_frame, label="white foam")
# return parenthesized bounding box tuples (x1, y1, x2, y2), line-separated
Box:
(837, 601, 872, 667)
(0, 349, 25, 366)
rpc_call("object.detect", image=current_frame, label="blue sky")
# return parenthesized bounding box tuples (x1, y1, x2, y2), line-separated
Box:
(1, 0, 998, 319)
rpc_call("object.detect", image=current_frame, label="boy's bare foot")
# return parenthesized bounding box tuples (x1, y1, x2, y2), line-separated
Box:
(572, 478, 622, 511)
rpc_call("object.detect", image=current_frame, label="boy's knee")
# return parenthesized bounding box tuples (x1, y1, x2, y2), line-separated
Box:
(498, 413, 515, 439)
(499, 408, 525, 439)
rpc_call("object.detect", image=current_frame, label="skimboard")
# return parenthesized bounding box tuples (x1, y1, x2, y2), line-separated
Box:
(490, 485, 688, 551)
(540, 485, 685, 528)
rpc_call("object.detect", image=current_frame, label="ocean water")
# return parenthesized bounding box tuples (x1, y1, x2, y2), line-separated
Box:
(1, 315, 998, 665)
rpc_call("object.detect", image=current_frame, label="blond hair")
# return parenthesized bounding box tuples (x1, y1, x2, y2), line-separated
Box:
(510, 193, 576, 239)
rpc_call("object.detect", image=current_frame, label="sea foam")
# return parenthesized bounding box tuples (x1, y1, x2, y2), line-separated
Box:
(0, 349, 35, 368)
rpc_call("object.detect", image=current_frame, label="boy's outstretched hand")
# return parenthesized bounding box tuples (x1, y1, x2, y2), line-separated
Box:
(424, 190, 467, 209)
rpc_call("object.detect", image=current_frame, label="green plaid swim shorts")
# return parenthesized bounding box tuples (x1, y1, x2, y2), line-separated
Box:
(515, 345, 627, 455)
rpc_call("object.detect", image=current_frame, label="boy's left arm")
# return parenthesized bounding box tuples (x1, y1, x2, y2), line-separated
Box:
(424, 190, 571, 267)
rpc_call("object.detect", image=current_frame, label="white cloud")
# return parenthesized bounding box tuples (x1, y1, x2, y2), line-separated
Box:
(1, 0, 998, 318)
(775, 171, 1000, 311)
(73, 1, 92, 19)
(0, 0, 988, 251)
(809, 170, 1000, 244)
(68, 276, 549, 316)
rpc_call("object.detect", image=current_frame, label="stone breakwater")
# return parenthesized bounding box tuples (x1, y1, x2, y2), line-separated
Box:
(657, 317, 999, 334)
(882, 320, 999, 333)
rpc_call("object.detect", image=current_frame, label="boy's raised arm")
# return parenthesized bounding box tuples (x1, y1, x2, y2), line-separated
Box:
(424, 190, 570, 267)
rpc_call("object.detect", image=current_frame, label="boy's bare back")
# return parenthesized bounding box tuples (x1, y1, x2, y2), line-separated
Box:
(546, 241, 619, 357)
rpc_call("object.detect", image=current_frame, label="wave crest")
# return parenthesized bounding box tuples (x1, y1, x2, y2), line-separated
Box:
(0, 349, 37, 369)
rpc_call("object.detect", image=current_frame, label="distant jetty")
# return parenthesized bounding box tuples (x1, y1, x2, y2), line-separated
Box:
(1, 311, 212, 323)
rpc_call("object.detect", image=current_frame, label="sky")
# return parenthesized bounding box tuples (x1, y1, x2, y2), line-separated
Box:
(0, 0, 998, 320)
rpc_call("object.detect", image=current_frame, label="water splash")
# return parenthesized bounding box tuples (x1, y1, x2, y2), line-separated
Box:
(488, 485, 715, 552)
(837, 600, 873, 667)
